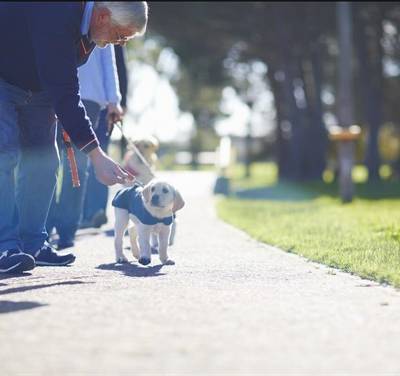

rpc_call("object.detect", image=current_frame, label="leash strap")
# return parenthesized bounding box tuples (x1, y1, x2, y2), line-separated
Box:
(62, 129, 80, 188)
(113, 121, 156, 187)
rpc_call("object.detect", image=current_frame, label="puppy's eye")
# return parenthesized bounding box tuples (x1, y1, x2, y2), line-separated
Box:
(151, 186, 155, 192)
(162, 187, 169, 194)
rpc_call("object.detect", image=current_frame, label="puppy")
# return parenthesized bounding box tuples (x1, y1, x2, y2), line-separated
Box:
(122, 136, 159, 186)
(112, 179, 185, 266)
(122, 136, 179, 247)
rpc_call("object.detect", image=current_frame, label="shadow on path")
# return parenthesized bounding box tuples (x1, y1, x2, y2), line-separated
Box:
(0, 300, 48, 314)
(102, 229, 130, 238)
(48, 229, 103, 247)
(104, 229, 114, 237)
(75, 229, 102, 239)
(97, 262, 166, 278)
(0, 272, 34, 281)
(0, 280, 91, 296)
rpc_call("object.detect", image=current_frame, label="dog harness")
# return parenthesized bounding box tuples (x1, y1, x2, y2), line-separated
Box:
(112, 185, 174, 226)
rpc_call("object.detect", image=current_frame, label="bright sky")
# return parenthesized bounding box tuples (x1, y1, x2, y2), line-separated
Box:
(216, 86, 276, 138)
(111, 61, 195, 145)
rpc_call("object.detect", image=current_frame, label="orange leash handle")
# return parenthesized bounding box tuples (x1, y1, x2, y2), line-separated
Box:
(62, 129, 80, 188)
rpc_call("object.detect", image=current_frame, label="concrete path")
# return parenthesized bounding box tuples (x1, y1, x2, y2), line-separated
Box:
(1, 171, 400, 375)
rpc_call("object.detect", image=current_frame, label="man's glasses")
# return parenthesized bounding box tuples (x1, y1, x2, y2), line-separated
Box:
(112, 30, 131, 46)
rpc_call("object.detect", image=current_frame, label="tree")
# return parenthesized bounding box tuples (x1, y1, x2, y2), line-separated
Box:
(147, 2, 400, 184)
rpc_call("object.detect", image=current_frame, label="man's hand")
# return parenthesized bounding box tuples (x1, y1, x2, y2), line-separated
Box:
(88, 147, 135, 186)
(106, 103, 124, 135)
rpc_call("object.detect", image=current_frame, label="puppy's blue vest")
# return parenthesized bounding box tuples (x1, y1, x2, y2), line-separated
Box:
(112, 185, 174, 226)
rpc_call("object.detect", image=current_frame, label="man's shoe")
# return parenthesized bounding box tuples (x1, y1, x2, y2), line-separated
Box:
(32, 244, 75, 266)
(57, 240, 75, 251)
(0, 249, 36, 273)
(91, 210, 108, 228)
(78, 219, 94, 229)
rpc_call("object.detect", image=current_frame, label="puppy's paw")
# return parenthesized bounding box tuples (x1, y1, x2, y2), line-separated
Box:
(162, 259, 175, 266)
(138, 257, 151, 266)
(130, 247, 140, 259)
(116, 255, 129, 264)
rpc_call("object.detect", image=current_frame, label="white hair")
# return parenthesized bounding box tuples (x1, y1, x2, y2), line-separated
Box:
(95, 1, 148, 35)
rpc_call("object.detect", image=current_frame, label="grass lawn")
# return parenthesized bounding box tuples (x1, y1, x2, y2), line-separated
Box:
(216, 162, 400, 288)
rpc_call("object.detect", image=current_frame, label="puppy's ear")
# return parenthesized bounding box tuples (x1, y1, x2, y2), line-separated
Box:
(142, 184, 152, 203)
(172, 189, 185, 212)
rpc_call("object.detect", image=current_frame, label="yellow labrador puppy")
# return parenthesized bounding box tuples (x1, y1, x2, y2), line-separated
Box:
(122, 136, 179, 247)
(122, 136, 159, 186)
(112, 179, 185, 266)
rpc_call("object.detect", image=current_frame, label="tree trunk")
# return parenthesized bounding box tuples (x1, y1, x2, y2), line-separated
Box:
(267, 66, 291, 180)
(337, 1, 356, 202)
(273, 7, 306, 181)
(190, 113, 201, 170)
(354, 4, 383, 181)
(301, 45, 328, 180)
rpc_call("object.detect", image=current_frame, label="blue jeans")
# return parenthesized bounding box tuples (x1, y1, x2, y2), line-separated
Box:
(46, 100, 101, 244)
(83, 108, 110, 221)
(0, 78, 58, 253)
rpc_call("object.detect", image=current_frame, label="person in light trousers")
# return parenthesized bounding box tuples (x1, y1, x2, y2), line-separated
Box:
(81, 45, 129, 229)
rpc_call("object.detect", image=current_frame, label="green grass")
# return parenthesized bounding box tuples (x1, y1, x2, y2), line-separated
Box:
(216, 162, 400, 287)
(227, 162, 278, 189)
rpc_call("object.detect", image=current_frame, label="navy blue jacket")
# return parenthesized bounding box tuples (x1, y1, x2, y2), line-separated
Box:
(0, 2, 99, 153)
(112, 185, 174, 226)
(114, 46, 128, 109)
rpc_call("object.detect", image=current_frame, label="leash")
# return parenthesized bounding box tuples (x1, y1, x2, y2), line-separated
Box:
(62, 129, 80, 188)
(112, 120, 156, 187)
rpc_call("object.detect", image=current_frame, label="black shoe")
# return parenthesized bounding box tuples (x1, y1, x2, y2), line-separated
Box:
(57, 240, 75, 251)
(32, 244, 75, 266)
(0, 249, 36, 274)
(57, 236, 75, 250)
(78, 219, 94, 229)
(91, 210, 108, 228)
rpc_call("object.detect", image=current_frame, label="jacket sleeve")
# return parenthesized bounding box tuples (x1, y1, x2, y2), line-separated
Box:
(26, 4, 99, 154)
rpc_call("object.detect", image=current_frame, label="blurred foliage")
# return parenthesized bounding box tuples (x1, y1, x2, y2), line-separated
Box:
(379, 123, 400, 161)
(133, 2, 400, 184)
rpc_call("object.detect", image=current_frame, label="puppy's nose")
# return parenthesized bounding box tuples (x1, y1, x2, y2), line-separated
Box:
(151, 194, 159, 206)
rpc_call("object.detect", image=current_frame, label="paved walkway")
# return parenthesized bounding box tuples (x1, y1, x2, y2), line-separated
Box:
(1, 171, 400, 375)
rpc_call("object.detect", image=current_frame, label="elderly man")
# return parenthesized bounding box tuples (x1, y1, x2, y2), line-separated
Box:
(47, 44, 124, 250)
(0, 2, 148, 273)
